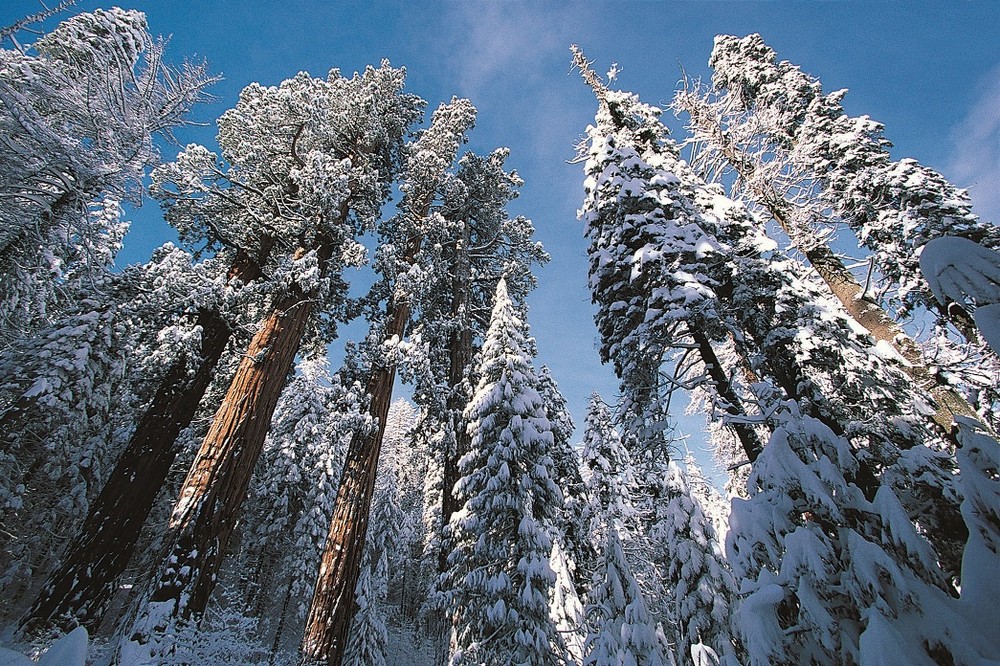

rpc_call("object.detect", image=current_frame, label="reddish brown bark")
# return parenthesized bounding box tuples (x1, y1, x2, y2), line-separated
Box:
(17, 250, 266, 637)
(18, 308, 231, 635)
(439, 226, 473, 573)
(145, 280, 316, 621)
(301, 243, 418, 666)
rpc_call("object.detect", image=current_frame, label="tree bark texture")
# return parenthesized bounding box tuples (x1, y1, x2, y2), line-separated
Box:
(792, 236, 980, 435)
(301, 256, 416, 666)
(18, 308, 231, 635)
(17, 249, 267, 637)
(142, 283, 315, 624)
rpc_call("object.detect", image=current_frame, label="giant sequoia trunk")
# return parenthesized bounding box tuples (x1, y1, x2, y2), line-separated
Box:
(128, 241, 332, 646)
(19, 308, 231, 635)
(301, 241, 418, 666)
(142, 283, 316, 622)
(17, 250, 266, 637)
(439, 225, 473, 574)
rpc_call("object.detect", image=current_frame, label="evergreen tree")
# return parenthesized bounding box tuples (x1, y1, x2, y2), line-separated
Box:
(648, 460, 737, 663)
(302, 97, 477, 664)
(344, 451, 403, 666)
(16, 245, 244, 636)
(549, 540, 586, 664)
(674, 33, 997, 432)
(537, 366, 595, 603)
(728, 398, 986, 665)
(0, 8, 212, 341)
(952, 417, 1000, 660)
(402, 147, 548, 577)
(573, 46, 765, 464)
(581, 393, 638, 532)
(440, 278, 562, 666)
(682, 451, 731, 547)
(127, 63, 423, 655)
(573, 46, 976, 664)
(584, 528, 669, 666)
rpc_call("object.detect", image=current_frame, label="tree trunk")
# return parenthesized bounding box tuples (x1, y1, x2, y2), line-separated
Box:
(692, 329, 765, 463)
(712, 130, 983, 436)
(439, 225, 473, 574)
(301, 268, 415, 666)
(141, 283, 315, 624)
(16, 249, 266, 637)
(18, 308, 231, 635)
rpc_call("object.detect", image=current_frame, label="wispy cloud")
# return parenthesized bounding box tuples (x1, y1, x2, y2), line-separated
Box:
(948, 63, 1000, 224)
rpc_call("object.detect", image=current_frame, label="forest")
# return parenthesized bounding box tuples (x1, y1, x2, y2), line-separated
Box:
(1, 4, 999, 666)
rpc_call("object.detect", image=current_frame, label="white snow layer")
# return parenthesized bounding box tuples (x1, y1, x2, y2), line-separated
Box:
(0, 628, 88, 666)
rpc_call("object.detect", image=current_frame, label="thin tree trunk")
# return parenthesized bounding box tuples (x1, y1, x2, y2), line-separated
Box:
(301, 243, 418, 666)
(692, 329, 765, 463)
(794, 239, 980, 434)
(17, 249, 266, 637)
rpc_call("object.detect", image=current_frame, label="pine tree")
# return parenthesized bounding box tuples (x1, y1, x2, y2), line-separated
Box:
(344, 452, 403, 666)
(537, 366, 595, 602)
(728, 397, 984, 665)
(214, 352, 363, 656)
(683, 451, 731, 547)
(580, 393, 636, 536)
(439, 278, 562, 666)
(648, 460, 737, 663)
(573, 46, 977, 664)
(573, 46, 765, 463)
(584, 528, 669, 666)
(950, 417, 1000, 660)
(402, 147, 548, 576)
(674, 33, 997, 433)
(548, 540, 586, 664)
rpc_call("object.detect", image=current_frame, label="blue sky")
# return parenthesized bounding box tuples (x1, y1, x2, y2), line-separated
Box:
(5, 1, 999, 460)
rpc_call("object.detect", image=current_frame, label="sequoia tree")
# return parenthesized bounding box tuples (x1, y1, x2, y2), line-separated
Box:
(126, 63, 423, 653)
(301, 97, 476, 665)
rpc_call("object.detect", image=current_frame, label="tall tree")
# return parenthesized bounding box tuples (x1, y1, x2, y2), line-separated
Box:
(573, 48, 977, 663)
(537, 366, 594, 598)
(580, 393, 637, 536)
(126, 63, 423, 653)
(0, 7, 212, 341)
(573, 46, 766, 464)
(673, 33, 998, 433)
(574, 48, 966, 585)
(17, 245, 252, 636)
(343, 447, 404, 666)
(439, 279, 563, 666)
(401, 148, 547, 577)
(301, 97, 477, 664)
